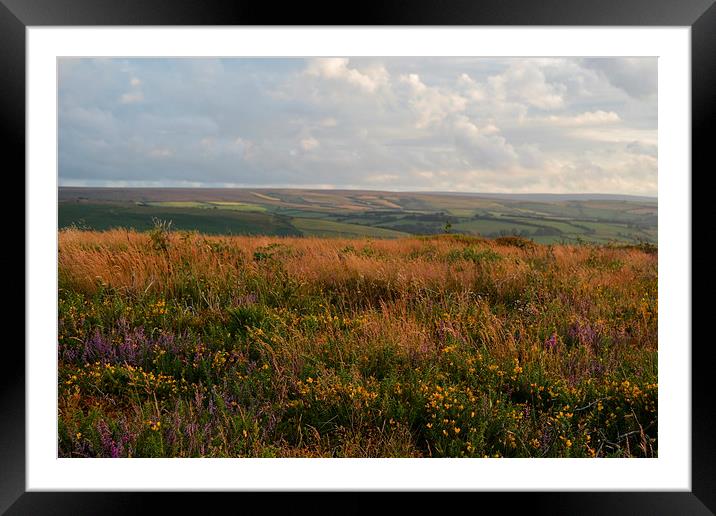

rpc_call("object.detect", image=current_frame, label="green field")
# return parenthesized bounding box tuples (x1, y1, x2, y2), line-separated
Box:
(59, 188, 657, 244)
(292, 218, 410, 238)
(59, 202, 299, 236)
(145, 201, 267, 212)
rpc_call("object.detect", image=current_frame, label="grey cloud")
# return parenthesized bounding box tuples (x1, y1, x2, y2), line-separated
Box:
(626, 141, 658, 158)
(583, 58, 657, 99)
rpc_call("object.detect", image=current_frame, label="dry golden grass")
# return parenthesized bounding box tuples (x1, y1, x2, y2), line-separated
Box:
(58, 229, 657, 458)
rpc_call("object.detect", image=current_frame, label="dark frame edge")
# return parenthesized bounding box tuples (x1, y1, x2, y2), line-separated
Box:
(0, 1, 26, 515)
(1, 0, 716, 26)
(5, 0, 714, 513)
(691, 0, 716, 513)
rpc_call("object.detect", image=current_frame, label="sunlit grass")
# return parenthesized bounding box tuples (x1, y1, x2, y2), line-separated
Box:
(58, 228, 657, 458)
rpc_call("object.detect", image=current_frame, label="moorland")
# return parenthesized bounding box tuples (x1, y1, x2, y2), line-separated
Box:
(58, 223, 657, 458)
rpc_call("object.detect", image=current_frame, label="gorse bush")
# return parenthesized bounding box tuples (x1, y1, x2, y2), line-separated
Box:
(58, 229, 657, 457)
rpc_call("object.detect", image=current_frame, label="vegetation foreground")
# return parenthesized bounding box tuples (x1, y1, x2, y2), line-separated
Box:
(58, 227, 657, 458)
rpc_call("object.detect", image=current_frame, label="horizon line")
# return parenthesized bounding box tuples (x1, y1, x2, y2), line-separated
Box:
(58, 185, 657, 199)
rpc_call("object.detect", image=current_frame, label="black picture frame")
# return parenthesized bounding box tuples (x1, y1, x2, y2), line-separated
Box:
(4, 0, 711, 513)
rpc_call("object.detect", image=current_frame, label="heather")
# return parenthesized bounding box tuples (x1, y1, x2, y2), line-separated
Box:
(58, 228, 657, 457)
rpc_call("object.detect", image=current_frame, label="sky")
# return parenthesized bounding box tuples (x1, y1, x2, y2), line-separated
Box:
(58, 57, 657, 196)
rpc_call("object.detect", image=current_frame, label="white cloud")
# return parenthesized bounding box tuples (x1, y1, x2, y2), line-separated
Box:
(452, 115, 519, 169)
(400, 73, 467, 129)
(533, 110, 622, 126)
(570, 127, 657, 145)
(488, 61, 565, 110)
(457, 73, 486, 102)
(306, 58, 389, 93)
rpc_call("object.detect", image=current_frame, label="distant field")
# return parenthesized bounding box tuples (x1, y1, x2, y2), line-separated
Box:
(59, 187, 657, 244)
(58, 202, 299, 236)
(144, 201, 267, 212)
(292, 217, 410, 238)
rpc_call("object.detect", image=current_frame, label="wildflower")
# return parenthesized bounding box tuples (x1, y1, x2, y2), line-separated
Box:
(97, 420, 123, 458)
(545, 333, 558, 351)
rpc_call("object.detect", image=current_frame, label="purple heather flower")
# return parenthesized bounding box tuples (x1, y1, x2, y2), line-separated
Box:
(544, 333, 558, 351)
(97, 420, 123, 458)
(567, 320, 598, 348)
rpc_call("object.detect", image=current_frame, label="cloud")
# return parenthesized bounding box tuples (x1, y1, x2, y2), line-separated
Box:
(58, 57, 657, 196)
(306, 58, 389, 93)
(300, 137, 320, 151)
(457, 73, 486, 102)
(544, 110, 621, 126)
(119, 91, 144, 104)
(487, 61, 565, 110)
(569, 127, 657, 145)
(400, 73, 467, 128)
(452, 115, 519, 169)
(148, 147, 172, 158)
(583, 58, 657, 98)
(626, 140, 658, 158)
(119, 76, 145, 104)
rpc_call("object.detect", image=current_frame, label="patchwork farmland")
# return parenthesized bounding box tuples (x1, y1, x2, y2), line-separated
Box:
(59, 187, 657, 244)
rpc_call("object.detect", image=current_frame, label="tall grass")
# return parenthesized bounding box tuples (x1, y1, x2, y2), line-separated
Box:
(58, 228, 657, 457)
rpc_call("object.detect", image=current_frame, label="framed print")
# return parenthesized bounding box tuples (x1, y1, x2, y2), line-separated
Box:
(5, 0, 712, 512)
